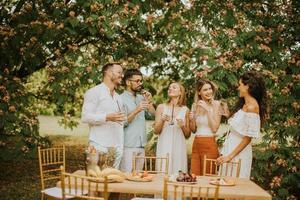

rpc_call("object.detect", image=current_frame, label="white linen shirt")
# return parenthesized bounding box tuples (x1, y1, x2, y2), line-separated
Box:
(81, 83, 124, 148)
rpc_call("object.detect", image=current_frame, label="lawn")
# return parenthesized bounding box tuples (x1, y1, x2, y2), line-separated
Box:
(0, 116, 88, 200)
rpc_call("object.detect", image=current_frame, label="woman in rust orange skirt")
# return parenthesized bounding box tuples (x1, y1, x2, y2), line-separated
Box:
(189, 80, 227, 175)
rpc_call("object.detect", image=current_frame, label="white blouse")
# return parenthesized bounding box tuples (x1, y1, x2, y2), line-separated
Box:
(228, 109, 260, 138)
(221, 109, 261, 179)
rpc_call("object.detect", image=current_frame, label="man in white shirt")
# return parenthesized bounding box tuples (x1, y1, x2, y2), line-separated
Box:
(81, 62, 125, 169)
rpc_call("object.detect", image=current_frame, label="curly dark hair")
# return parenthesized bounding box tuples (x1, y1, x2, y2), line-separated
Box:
(231, 71, 269, 124)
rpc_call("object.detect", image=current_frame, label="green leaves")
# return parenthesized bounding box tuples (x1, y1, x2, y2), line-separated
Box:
(68, 17, 80, 28)
(0, 2, 299, 199)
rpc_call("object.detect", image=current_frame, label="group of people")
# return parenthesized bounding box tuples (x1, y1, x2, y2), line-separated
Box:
(81, 62, 268, 179)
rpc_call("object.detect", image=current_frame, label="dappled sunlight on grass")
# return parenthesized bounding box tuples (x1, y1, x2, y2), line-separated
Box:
(0, 136, 86, 200)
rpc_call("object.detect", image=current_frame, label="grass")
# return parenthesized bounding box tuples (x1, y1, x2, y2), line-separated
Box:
(0, 115, 228, 200)
(0, 140, 87, 200)
(0, 116, 88, 200)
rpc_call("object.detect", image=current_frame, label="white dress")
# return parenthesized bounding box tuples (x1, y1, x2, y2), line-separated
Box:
(156, 104, 188, 174)
(221, 109, 260, 179)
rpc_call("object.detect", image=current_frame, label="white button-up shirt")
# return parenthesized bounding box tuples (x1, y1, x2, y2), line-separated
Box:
(81, 83, 124, 147)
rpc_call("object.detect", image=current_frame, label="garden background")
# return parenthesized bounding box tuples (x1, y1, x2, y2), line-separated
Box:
(0, 0, 299, 199)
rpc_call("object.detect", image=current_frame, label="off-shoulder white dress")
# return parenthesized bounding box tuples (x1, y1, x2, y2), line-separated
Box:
(221, 109, 260, 179)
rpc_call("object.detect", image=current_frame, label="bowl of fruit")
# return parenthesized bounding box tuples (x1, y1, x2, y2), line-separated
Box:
(171, 171, 197, 184)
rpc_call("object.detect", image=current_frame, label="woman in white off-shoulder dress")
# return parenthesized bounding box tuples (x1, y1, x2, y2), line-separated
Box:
(217, 71, 269, 179)
(154, 82, 191, 174)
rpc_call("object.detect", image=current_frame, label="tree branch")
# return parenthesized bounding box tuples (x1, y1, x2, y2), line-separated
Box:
(14, 38, 101, 78)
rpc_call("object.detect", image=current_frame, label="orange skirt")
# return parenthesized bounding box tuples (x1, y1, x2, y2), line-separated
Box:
(190, 136, 219, 176)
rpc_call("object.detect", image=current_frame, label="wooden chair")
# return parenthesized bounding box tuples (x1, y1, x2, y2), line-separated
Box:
(163, 177, 219, 200)
(38, 145, 72, 199)
(132, 154, 169, 175)
(132, 176, 219, 200)
(203, 155, 241, 177)
(60, 166, 109, 200)
(131, 154, 169, 200)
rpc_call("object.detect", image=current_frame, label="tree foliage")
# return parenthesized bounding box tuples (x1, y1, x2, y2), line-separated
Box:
(0, 0, 299, 199)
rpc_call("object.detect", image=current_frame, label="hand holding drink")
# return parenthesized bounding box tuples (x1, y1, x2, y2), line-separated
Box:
(106, 112, 126, 123)
(106, 100, 126, 124)
(161, 114, 171, 122)
(141, 89, 153, 104)
(189, 103, 197, 120)
(137, 100, 149, 112)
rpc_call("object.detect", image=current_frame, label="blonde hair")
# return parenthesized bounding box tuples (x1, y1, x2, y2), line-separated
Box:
(167, 82, 187, 106)
(194, 79, 218, 103)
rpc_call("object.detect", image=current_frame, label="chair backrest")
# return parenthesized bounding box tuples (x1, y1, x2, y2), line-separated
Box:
(163, 177, 219, 200)
(133, 154, 169, 175)
(60, 167, 108, 200)
(203, 155, 241, 177)
(38, 145, 66, 190)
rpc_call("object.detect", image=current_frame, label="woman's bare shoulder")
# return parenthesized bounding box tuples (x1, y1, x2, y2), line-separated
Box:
(244, 104, 259, 114)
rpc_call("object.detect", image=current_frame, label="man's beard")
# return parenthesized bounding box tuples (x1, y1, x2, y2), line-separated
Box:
(132, 86, 142, 93)
(111, 75, 121, 86)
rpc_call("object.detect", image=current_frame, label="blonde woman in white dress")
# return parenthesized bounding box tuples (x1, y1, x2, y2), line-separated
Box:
(154, 82, 191, 174)
(217, 71, 269, 179)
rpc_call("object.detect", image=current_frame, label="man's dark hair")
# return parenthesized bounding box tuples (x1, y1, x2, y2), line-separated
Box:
(123, 69, 143, 83)
(101, 62, 121, 76)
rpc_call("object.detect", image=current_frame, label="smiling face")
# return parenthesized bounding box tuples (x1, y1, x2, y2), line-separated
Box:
(108, 64, 123, 86)
(198, 83, 214, 101)
(127, 75, 143, 92)
(168, 83, 181, 98)
(237, 79, 249, 97)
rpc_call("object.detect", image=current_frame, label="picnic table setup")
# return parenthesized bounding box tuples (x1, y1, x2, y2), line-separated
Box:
(44, 149, 272, 200)
(56, 169, 271, 200)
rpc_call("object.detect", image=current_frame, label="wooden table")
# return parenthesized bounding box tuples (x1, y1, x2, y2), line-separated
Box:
(58, 170, 272, 200)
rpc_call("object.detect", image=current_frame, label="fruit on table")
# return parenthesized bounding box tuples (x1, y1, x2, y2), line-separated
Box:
(131, 171, 153, 179)
(176, 171, 197, 182)
(141, 171, 148, 178)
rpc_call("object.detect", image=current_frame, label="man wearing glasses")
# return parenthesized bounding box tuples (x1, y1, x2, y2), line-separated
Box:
(120, 69, 155, 172)
(81, 62, 125, 169)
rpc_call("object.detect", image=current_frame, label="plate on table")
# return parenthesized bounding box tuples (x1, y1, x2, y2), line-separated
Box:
(126, 175, 153, 182)
(209, 178, 235, 186)
(174, 181, 197, 185)
(88, 177, 117, 183)
(169, 171, 197, 184)
(126, 172, 153, 182)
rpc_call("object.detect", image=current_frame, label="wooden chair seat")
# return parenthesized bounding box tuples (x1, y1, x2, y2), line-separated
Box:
(38, 145, 70, 200)
(42, 187, 74, 199)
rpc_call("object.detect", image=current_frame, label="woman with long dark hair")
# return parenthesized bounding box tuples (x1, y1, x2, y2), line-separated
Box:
(217, 71, 269, 179)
